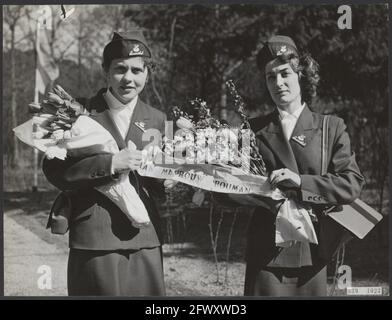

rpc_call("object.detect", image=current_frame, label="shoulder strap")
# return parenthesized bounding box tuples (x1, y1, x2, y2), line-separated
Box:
(321, 115, 330, 175)
(320, 114, 352, 274)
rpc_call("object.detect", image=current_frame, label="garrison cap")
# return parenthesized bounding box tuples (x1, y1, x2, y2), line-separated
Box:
(257, 35, 299, 69)
(103, 30, 152, 68)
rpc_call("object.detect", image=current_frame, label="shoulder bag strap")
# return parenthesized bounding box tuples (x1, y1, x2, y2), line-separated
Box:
(321, 115, 330, 175)
(321, 114, 351, 280)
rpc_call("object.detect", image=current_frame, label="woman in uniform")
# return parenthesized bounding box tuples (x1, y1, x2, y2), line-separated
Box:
(43, 30, 167, 296)
(228, 35, 365, 296)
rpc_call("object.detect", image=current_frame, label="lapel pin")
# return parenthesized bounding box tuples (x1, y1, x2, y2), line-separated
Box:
(134, 121, 146, 132)
(292, 134, 307, 147)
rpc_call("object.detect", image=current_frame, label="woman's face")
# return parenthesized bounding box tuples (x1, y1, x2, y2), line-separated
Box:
(265, 60, 301, 108)
(105, 56, 148, 104)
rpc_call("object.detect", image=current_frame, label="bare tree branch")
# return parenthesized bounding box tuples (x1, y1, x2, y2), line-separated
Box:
(223, 59, 244, 79)
(55, 39, 77, 62)
(149, 72, 164, 110)
(169, 17, 177, 57)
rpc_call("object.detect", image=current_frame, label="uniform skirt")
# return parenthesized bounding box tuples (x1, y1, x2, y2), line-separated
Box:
(68, 246, 165, 296)
(244, 263, 327, 296)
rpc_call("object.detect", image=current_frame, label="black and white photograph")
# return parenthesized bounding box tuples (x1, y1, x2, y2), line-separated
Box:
(2, 3, 389, 298)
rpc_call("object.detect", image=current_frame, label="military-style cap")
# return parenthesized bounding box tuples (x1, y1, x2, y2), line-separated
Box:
(257, 35, 299, 69)
(103, 30, 152, 67)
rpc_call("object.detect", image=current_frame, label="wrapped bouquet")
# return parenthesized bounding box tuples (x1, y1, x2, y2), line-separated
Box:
(138, 80, 284, 200)
(13, 85, 151, 228)
(136, 81, 318, 266)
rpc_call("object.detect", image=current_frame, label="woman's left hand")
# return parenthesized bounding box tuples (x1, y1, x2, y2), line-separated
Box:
(164, 179, 178, 189)
(269, 168, 301, 189)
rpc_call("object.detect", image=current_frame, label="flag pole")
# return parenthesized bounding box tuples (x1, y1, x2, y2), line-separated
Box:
(32, 18, 40, 192)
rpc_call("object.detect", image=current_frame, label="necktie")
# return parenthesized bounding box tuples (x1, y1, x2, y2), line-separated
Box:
(280, 114, 295, 141)
(112, 107, 132, 139)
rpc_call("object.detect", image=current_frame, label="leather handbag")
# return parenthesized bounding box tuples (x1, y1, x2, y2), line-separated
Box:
(46, 191, 72, 235)
(321, 115, 382, 241)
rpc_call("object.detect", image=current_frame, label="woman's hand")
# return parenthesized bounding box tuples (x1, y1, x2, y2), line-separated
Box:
(269, 168, 301, 189)
(112, 141, 142, 172)
(164, 179, 178, 189)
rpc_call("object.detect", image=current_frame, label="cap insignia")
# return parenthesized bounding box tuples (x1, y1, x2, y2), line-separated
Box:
(276, 45, 287, 56)
(129, 44, 144, 56)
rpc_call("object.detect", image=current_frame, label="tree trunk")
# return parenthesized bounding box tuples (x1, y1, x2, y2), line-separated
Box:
(10, 24, 19, 167)
(77, 35, 82, 95)
(220, 79, 227, 121)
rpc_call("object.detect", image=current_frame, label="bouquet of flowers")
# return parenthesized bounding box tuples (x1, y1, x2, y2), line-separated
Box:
(138, 80, 284, 201)
(137, 81, 319, 263)
(13, 85, 151, 228)
(165, 80, 267, 176)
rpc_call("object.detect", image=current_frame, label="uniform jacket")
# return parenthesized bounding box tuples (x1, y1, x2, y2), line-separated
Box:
(245, 104, 365, 267)
(43, 88, 167, 250)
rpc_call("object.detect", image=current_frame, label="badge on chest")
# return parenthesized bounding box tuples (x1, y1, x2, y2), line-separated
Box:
(292, 134, 307, 147)
(134, 121, 146, 132)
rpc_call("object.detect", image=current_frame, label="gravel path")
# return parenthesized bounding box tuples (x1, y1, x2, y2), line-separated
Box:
(4, 208, 219, 297)
(4, 211, 68, 296)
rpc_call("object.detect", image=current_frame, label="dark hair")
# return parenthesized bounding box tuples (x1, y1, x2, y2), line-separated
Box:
(102, 56, 156, 73)
(258, 51, 320, 107)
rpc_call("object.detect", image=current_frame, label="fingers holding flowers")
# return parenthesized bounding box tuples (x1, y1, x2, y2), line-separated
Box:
(164, 179, 178, 189)
(112, 147, 143, 173)
(269, 168, 301, 190)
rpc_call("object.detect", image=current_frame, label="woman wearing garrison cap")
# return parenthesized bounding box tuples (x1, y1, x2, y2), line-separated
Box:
(227, 35, 365, 296)
(42, 30, 167, 296)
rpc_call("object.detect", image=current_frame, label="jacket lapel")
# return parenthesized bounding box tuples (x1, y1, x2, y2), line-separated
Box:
(257, 109, 299, 173)
(289, 105, 319, 155)
(87, 90, 127, 150)
(125, 99, 151, 149)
